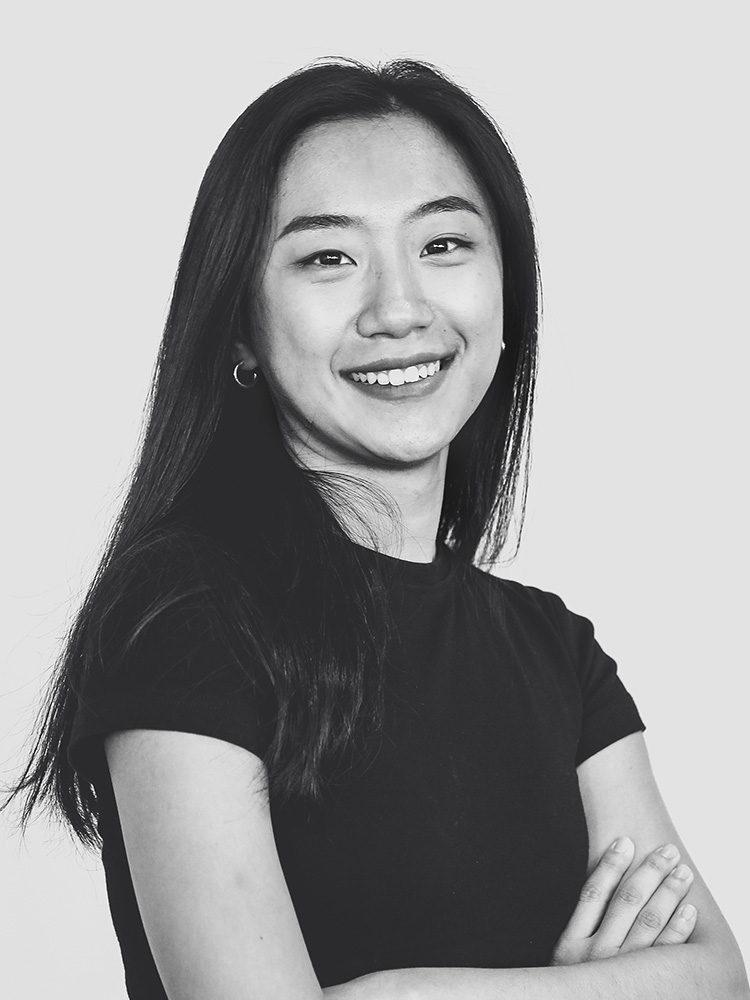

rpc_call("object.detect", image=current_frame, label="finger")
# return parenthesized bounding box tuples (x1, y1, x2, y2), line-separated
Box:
(592, 843, 682, 953)
(561, 837, 636, 941)
(619, 863, 695, 953)
(654, 902, 698, 946)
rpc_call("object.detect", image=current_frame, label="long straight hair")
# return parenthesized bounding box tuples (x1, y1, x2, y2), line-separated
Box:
(6, 59, 540, 846)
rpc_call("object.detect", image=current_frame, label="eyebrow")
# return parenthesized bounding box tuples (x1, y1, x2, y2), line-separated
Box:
(276, 195, 483, 241)
(408, 195, 482, 222)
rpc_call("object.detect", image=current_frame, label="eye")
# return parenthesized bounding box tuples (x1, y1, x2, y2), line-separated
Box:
(301, 249, 356, 268)
(420, 237, 473, 257)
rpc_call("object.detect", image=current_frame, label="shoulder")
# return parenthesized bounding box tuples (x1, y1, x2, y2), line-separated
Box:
(465, 563, 586, 634)
(464, 564, 616, 679)
(70, 525, 276, 781)
(105, 521, 240, 598)
(85, 523, 253, 681)
(464, 564, 644, 764)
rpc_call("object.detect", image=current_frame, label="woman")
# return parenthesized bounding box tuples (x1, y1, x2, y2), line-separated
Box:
(6, 59, 747, 998)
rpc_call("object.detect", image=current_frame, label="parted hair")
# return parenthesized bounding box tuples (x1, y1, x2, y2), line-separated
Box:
(5, 59, 539, 845)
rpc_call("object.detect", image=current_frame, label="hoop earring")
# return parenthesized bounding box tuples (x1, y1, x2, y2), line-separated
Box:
(233, 362, 258, 388)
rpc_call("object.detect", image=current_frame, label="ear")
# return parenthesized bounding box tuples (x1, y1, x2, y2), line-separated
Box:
(233, 340, 259, 370)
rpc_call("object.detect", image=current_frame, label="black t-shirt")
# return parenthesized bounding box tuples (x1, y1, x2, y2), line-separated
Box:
(69, 541, 644, 996)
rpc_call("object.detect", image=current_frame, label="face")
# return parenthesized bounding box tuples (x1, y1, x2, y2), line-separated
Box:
(242, 114, 504, 474)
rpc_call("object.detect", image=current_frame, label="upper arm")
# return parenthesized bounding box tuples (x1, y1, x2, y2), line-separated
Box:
(577, 731, 740, 956)
(104, 729, 323, 1000)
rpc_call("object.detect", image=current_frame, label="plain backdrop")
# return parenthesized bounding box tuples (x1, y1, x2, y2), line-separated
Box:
(2, 1, 747, 995)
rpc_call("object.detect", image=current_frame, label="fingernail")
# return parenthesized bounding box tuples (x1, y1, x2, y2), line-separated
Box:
(673, 864, 692, 881)
(679, 903, 697, 920)
(610, 836, 632, 853)
(658, 843, 679, 859)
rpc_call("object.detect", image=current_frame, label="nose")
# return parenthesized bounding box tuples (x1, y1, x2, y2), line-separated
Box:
(356, 259, 433, 338)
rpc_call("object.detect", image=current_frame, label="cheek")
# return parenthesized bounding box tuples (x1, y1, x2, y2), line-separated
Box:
(446, 276, 504, 403)
(257, 298, 333, 374)
(254, 307, 345, 426)
(430, 261, 503, 325)
(445, 292, 504, 370)
(472, 270, 504, 349)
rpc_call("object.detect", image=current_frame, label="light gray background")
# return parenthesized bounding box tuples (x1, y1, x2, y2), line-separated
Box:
(2, 1, 747, 995)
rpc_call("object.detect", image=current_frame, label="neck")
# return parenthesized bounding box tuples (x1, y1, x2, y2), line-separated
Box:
(361, 455, 447, 563)
(293, 447, 448, 564)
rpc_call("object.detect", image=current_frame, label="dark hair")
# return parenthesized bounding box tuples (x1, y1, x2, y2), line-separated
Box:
(5, 58, 539, 845)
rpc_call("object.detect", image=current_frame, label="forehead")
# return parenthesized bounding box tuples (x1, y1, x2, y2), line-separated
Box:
(274, 114, 486, 221)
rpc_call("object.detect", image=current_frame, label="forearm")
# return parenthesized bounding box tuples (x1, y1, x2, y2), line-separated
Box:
(324, 941, 749, 1000)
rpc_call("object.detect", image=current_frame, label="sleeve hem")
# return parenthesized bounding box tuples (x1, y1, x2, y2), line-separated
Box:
(68, 688, 272, 780)
(576, 718, 646, 767)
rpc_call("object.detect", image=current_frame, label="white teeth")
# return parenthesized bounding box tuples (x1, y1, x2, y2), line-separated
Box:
(350, 359, 446, 386)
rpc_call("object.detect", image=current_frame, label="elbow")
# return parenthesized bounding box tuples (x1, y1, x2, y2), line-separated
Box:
(728, 962, 750, 1000)
(727, 971, 750, 1000)
(724, 936, 750, 999)
(700, 938, 750, 1000)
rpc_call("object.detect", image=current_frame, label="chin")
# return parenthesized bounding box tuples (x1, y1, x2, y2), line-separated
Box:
(363, 437, 449, 469)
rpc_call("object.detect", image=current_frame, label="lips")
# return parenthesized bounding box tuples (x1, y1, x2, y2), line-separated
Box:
(341, 352, 454, 385)
(352, 359, 442, 385)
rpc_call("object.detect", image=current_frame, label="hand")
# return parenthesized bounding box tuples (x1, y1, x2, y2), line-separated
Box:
(551, 837, 698, 966)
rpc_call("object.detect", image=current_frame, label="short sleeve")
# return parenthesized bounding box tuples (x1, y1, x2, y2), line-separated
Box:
(538, 590, 645, 766)
(68, 538, 276, 783)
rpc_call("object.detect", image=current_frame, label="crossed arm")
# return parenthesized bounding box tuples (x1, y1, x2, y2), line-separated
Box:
(105, 729, 749, 1000)
(324, 734, 748, 998)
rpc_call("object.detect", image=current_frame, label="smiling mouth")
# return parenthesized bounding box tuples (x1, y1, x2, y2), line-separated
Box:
(348, 358, 448, 387)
